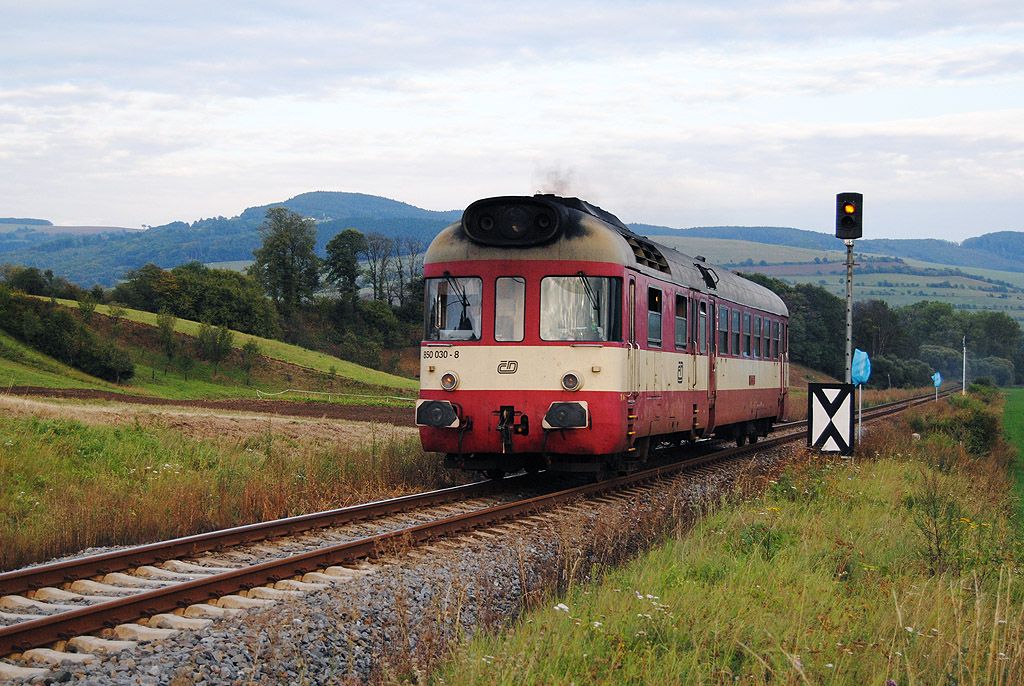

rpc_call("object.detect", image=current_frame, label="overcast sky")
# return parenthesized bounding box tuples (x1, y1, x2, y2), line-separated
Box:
(2, 1, 1022, 240)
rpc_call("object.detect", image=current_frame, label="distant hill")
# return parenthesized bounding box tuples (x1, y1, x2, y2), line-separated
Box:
(634, 224, 1024, 273)
(1, 192, 461, 286)
(1, 191, 1020, 286)
(0, 218, 53, 227)
(962, 231, 1024, 263)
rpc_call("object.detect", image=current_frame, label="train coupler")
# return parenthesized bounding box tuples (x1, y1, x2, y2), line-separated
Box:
(495, 405, 529, 454)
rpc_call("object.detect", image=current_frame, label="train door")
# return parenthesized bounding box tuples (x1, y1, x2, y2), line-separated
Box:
(627, 277, 639, 398)
(707, 300, 717, 432)
(780, 321, 789, 416)
(690, 296, 707, 431)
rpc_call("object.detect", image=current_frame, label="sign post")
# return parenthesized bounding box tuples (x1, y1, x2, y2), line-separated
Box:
(851, 349, 871, 441)
(932, 371, 942, 401)
(808, 383, 855, 456)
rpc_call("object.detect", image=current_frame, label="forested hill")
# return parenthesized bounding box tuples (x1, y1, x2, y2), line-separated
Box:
(2, 191, 1021, 286)
(0, 218, 52, 226)
(632, 224, 1024, 273)
(2, 193, 461, 286)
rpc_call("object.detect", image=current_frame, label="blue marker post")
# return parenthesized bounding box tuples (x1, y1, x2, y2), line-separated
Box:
(851, 349, 871, 441)
(932, 371, 942, 401)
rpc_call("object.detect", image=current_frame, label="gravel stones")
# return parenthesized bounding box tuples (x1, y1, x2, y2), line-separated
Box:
(18, 446, 789, 685)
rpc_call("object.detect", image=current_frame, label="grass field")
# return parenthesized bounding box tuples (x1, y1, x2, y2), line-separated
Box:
(777, 272, 1024, 327)
(0, 330, 107, 390)
(44, 297, 417, 391)
(438, 393, 1022, 684)
(0, 411, 449, 571)
(1005, 388, 1024, 532)
(4, 297, 419, 403)
(647, 235, 1024, 326)
(654, 236, 848, 266)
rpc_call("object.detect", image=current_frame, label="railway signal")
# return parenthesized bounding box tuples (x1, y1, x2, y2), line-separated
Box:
(835, 192, 863, 240)
(835, 191, 863, 385)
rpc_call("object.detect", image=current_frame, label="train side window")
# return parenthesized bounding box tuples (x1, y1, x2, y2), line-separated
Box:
(765, 318, 774, 358)
(718, 305, 729, 354)
(773, 320, 781, 358)
(754, 315, 762, 358)
(698, 302, 707, 354)
(647, 287, 663, 347)
(494, 277, 525, 342)
(674, 294, 688, 349)
(743, 312, 751, 357)
(732, 310, 740, 355)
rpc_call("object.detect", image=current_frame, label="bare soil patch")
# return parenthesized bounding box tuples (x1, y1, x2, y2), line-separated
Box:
(0, 393, 418, 447)
(3, 386, 414, 426)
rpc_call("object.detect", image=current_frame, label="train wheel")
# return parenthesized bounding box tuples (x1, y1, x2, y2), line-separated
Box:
(749, 432, 759, 444)
(735, 433, 747, 447)
(485, 469, 506, 481)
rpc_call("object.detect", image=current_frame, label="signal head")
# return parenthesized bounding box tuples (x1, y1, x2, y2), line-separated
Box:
(835, 192, 863, 240)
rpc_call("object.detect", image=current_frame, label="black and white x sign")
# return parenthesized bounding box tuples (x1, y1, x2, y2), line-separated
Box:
(807, 383, 854, 456)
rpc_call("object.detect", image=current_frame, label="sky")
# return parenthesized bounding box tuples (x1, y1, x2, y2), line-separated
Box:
(1, 1, 1022, 241)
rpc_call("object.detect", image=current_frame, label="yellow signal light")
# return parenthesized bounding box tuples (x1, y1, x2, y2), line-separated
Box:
(843, 203, 857, 215)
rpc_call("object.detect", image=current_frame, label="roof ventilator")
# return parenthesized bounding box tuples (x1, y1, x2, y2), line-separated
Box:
(624, 235, 671, 274)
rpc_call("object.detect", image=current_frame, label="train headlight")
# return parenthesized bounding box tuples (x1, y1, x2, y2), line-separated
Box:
(561, 371, 583, 392)
(440, 371, 459, 391)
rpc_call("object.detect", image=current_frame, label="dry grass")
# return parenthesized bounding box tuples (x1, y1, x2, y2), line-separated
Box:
(0, 413, 457, 571)
(784, 384, 934, 422)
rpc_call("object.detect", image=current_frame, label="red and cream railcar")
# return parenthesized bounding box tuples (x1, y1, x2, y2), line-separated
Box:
(416, 195, 789, 476)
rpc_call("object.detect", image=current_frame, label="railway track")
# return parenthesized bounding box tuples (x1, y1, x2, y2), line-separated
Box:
(0, 388, 952, 681)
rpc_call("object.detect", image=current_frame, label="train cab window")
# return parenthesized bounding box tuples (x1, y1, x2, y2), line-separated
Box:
(732, 310, 740, 355)
(425, 276, 483, 341)
(718, 306, 729, 354)
(494, 277, 526, 342)
(647, 287, 663, 347)
(754, 316, 762, 358)
(698, 302, 707, 354)
(674, 294, 688, 349)
(743, 312, 751, 357)
(540, 275, 622, 341)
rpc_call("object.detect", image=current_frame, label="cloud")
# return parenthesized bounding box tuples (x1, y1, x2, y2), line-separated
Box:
(0, 1, 1022, 239)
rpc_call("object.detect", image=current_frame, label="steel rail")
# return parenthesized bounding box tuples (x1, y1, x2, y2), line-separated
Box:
(0, 476, 524, 597)
(0, 387, 952, 655)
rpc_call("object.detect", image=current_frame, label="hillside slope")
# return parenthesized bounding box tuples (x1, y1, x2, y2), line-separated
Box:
(2, 298, 417, 402)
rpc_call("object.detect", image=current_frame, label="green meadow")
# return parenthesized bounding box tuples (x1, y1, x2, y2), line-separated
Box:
(438, 392, 1023, 685)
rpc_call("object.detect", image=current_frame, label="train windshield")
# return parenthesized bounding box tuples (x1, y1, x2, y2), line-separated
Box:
(424, 276, 482, 341)
(540, 276, 622, 341)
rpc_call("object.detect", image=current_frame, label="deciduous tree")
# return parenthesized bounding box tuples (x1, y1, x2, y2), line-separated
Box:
(249, 208, 320, 318)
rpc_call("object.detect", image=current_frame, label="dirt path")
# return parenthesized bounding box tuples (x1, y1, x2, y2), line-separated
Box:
(2, 386, 415, 426)
(0, 393, 419, 447)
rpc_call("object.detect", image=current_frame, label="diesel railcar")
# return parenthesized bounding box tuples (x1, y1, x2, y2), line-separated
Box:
(416, 195, 789, 476)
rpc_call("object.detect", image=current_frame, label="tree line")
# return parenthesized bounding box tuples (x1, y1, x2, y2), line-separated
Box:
(2, 207, 1020, 388)
(744, 274, 1023, 387)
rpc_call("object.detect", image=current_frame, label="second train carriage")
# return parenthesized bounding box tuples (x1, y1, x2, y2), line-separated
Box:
(416, 195, 789, 476)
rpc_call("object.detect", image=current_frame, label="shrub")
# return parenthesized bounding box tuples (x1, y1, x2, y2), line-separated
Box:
(0, 286, 134, 382)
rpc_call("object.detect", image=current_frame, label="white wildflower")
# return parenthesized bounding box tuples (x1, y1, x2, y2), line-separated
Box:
(553, 603, 569, 613)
